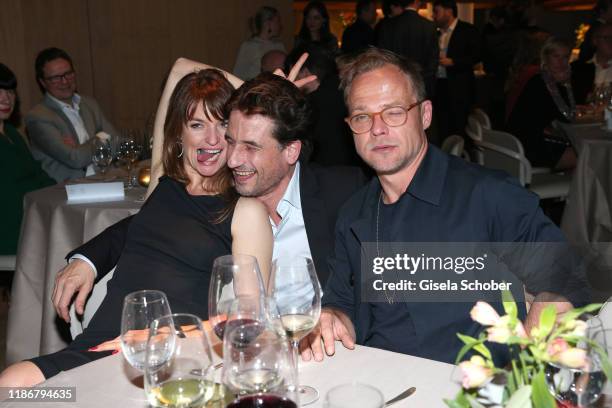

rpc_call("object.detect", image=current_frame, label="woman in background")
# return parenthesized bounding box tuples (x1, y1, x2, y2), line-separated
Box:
(233, 6, 285, 80)
(295, 1, 338, 56)
(0, 63, 55, 256)
(506, 37, 577, 171)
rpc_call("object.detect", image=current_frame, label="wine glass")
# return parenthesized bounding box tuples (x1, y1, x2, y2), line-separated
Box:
(120, 290, 172, 371)
(145, 313, 216, 408)
(545, 323, 609, 407)
(118, 134, 143, 189)
(324, 383, 385, 408)
(208, 254, 266, 342)
(223, 321, 298, 407)
(92, 138, 112, 176)
(267, 257, 322, 405)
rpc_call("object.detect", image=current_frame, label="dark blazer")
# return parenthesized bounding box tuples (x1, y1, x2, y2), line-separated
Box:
(341, 19, 374, 54)
(70, 163, 368, 286)
(444, 20, 481, 91)
(571, 60, 595, 105)
(376, 9, 439, 98)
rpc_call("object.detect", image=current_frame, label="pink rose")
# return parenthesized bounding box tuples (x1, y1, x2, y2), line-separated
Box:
(547, 338, 570, 357)
(553, 348, 588, 369)
(459, 356, 493, 389)
(470, 302, 501, 326)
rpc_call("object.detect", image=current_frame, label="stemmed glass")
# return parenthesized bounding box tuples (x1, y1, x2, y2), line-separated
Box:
(208, 254, 266, 342)
(267, 257, 322, 405)
(120, 290, 172, 371)
(145, 313, 216, 408)
(92, 137, 112, 176)
(545, 318, 610, 407)
(117, 133, 143, 189)
(223, 321, 298, 407)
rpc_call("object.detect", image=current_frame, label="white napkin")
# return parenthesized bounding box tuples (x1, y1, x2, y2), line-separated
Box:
(65, 182, 124, 203)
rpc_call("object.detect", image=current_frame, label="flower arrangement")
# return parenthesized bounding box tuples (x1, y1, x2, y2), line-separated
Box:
(445, 291, 611, 408)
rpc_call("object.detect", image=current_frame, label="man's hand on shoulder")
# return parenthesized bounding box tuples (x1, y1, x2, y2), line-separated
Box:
(300, 308, 356, 362)
(52, 259, 95, 322)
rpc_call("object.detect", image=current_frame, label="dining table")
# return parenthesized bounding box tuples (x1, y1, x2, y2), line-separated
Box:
(553, 122, 612, 301)
(6, 175, 146, 365)
(0, 343, 460, 407)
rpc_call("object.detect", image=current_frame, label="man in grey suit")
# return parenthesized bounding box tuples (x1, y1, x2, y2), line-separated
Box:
(26, 48, 118, 182)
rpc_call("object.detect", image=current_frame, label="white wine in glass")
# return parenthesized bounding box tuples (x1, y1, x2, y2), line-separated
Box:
(268, 257, 322, 405)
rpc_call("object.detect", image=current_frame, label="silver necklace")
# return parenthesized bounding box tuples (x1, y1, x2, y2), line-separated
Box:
(376, 191, 395, 304)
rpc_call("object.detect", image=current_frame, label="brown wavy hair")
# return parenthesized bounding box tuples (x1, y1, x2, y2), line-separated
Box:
(162, 69, 237, 221)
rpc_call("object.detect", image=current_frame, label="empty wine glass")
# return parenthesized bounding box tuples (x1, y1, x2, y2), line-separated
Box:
(117, 133, 143, 189)
(268, 257, 322, 405)
(223, 321, 298, 407)
(208, 254, 266, 342)
(92, 138, 112, 176)
(145, 313, 217, 408)
(120, 290, 171, 371)
(324, 383, 385, 408)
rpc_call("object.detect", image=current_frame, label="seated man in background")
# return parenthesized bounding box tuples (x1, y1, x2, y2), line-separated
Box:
(572, 23, 612, 105)
(302, 48, 589, 365)
(26, 47, 118, 182)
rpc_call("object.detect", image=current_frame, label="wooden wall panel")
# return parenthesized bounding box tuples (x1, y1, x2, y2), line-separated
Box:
(1, 0, 294, 132)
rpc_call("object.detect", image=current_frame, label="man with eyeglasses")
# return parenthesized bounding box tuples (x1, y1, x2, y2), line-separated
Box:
(572, 23, 612, 105)
(301, 47, 589, 365)
(25, 47, 118, 182)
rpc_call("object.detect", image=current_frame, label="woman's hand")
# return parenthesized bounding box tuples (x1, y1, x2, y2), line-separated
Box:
(273, 53, 317, 89)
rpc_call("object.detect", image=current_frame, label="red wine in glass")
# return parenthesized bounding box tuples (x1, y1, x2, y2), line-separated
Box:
(226, 394, 297, 408)
(214, 318, 261, 341)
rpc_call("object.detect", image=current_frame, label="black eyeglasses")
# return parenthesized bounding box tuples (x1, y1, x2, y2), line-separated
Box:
(346, 101, 424, 134)
(44, 71, 76, 84)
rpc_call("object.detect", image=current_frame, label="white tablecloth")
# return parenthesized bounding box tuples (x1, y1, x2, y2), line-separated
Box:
(0, 344, 459, 407)
(6, 183, 144, 364)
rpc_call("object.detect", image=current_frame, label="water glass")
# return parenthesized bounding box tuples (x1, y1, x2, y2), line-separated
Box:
(145, 313, 215, 408)
(92, 138, 112, 175)
(323, 383, 385, 408)
(120, 290, 171, 371)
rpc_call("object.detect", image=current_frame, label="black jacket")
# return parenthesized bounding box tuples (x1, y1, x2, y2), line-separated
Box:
(376, 9, 439, 98)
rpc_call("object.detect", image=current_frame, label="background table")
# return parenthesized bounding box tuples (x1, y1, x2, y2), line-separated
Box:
(556, 122, 612, 302)
(0, 344, 460, 408)
(6, 182, 144, 364)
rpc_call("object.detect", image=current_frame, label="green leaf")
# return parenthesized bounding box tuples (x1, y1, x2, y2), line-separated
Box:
(465, 394, 487, 408)
(530, 369, 556, 408)
(455, 333, 492, 363)
(537, 306, 557, 339)
(559, 304, 603, 324)
(444, 390, 472, 408)
(472, 343, 493, 362)
(502, 289, 518, 319)
(505, 384, 532, 408)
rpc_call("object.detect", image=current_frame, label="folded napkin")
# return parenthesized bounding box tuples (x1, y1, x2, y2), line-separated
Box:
(66, 182, 125, 203)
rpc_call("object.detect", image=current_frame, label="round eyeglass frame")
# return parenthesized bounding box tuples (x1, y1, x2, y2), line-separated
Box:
(346, 100, 424, 134)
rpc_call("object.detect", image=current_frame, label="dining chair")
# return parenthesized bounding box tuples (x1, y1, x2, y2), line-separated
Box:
(471, 108, 491, 130)
(0, 255, 16, 272)
(465, 117, 484, 165)
(476, 128, 571, 200)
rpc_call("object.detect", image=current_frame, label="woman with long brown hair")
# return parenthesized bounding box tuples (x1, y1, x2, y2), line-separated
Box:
(0, 65, 272, 386)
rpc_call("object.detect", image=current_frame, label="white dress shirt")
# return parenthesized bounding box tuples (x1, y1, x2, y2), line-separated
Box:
(437, 17, 459, 79)
(590, 56, 612, 87)
(48, 93, 95, 175)
(269, 162, 317, 309)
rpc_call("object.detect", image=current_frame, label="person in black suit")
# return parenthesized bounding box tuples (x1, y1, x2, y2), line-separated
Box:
(341, 0, 376, 54)
(376, 0, 438, 99)
(572, 23, 612, 105)
(433, 0, 481, 139)
(51, 72, 367, 324)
